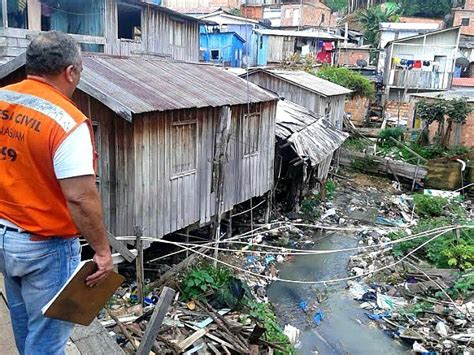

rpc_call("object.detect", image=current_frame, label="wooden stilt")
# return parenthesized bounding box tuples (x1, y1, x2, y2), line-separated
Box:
(134, 226, 144, 308)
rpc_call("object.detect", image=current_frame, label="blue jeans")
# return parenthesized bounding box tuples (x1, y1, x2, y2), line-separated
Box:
(0, 227, 81, 355)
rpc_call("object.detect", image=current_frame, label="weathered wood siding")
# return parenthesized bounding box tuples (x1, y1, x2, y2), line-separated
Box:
(247, 72, 345, 128)
(133, 102, 276, 238)
(74, 91, 135, 236)
(104, 0, 199, 61)
(75, 91, 276, 238)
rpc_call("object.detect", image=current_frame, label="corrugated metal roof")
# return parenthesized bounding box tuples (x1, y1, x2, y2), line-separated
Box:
(385, 26, 461, 48)
(276, 100, 348, 165)
(265, 69, 352, 97)
(254, 29, 344, 41)
(379, 22, 440, 31)
(79, 55, 277, 121)
(410, 90, 474, 103)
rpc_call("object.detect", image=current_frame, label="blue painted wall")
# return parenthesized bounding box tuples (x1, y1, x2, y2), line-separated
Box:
(200, 30, 245, 67)
(256, 33, 268, 66)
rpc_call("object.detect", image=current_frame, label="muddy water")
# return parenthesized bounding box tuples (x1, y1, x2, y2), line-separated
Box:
(267, 231, 408, 354)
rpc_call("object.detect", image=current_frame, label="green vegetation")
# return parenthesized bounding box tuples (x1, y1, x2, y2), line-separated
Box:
(343, 137, 369, 152)
(181, 264, 233, 301)
(325, 0, 346, 11)
(301, 195, 321, 220)
(389, 195, 473, 272)
(314, 66, 375, 98)
(243, 301, 294, 354)
(351, 156, 377, 171)
(358, 3, 401, 48)
(396, 0, 451, 19)
(325, 180, 337, 200)
(180, 264, 293, 353)
(415, 98, 472, 147)
(413, 194, 448, 218)
(448, 272, 474, 300)
(378, 127, 405, 145)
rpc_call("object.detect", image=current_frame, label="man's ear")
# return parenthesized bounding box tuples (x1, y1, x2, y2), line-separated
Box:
(65, 65, 75, 83)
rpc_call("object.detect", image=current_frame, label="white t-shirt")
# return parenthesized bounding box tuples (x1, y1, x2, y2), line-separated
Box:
(0, 122, 94, 230)
(54, 122, 95, 179)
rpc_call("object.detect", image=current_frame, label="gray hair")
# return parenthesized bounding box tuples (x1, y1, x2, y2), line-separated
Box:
(26, 31, 81, 77)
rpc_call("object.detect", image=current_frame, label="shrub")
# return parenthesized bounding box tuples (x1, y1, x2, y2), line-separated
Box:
(413, 194, 448, 218)
(325, 180, 337, 200)
(314, 66, 375, 98)
(343, 137, 368, 152)
(181, 264, 233, 301)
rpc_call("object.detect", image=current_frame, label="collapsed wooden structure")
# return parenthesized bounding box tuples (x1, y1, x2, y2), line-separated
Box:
(275, 100, 348, 209)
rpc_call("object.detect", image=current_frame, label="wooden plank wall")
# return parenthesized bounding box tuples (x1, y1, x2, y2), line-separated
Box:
(134, 102, 276, 238)
(74, 91, 135, 235)
(247, 72, 323, 113)
(76, 93, 276, 238)
(104, 0, 199, 61)
(247, 72, 346, 129)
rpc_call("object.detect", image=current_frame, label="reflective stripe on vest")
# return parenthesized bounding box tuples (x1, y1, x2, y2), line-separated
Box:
(0, 90, 76, 132)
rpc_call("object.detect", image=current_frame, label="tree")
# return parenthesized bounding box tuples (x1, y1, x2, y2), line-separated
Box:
(415, 98, 472, 147)
(397, 0, 451, 19)
(443, 98, 472, 146)
(415, 99, 447, 145)
(358, 3, 401, 48)
(324, 0, 346, 12)
(314, 66, 375, 98)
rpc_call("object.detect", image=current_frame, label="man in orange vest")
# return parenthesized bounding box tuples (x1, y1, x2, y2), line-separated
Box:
(0, 31, 112, 354)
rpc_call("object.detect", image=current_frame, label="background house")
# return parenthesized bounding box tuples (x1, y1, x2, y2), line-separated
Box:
(252, 29, 343, 66)
(336, 43, 372, 67)
(279, 0, 335, 28)
(243, 68, 351, 129)
(453, 0, 474, 36)
(382, 27, 461, 121)
(0, 0, 201, 64)
(200, 28, 245, 67)
(198, 10, 263, 65)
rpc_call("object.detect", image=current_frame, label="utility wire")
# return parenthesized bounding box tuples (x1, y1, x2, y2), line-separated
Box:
(153, 227, 455, 285)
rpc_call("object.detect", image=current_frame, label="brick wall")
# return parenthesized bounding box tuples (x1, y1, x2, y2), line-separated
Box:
(345, 95, 369, 126)
(241, 5, 263, 20)
(280, 4, 332, 27)
(453, 9, 474, 35)
(428, 112, 474, 147)
(336, 48, 371, 66)
(385, 100, 415, 124)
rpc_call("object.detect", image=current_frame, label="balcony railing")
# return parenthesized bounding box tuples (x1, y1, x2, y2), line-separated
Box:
(388, 69, 452, 90)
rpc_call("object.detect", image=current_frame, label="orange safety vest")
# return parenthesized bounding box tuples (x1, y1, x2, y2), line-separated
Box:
(0, 78, 95, 237)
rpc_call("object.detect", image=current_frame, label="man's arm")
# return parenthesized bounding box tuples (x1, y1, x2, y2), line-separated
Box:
(59, 175, 112, 287)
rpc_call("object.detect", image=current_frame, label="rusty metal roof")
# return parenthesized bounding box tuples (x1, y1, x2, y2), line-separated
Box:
(79, 55, 277, 121)
(276, 100, 348, 165)
(242, 69, 352, 97)
(265, 69, 352, 97)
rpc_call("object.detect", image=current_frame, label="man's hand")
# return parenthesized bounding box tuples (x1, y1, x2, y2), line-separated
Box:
(86, 251, 113, 287)
(59, 175, 113, 287)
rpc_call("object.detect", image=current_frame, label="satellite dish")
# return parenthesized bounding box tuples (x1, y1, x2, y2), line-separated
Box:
(356, 59, 368, 68)
(455, 57, 470, 69)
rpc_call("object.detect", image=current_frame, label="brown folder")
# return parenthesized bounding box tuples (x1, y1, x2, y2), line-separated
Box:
(42, 260, 125, 326)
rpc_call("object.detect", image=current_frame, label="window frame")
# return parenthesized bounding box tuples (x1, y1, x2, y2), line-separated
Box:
(117, 2, 142, 41)
(461, 17, 470, 26)
(170, 117, 198, 179)
(241, 112, 261, 157)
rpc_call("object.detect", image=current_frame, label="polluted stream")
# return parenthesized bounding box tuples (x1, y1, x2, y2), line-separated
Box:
(268, 184, 409, 354)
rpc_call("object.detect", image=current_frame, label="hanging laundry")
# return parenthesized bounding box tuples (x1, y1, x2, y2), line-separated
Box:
(414, 60, 422, 69)
(423, 60, 430, 67)
(400, 59, 407, 66)
(406, 60, 414, 67)
(392, 57, 401, 66)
